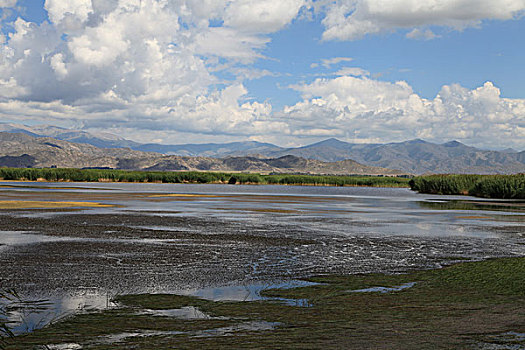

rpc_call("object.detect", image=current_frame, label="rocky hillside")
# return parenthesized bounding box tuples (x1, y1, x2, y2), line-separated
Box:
(0, 132, 150, 169)
(2, 123, 523, 174)
(0, 133, 405, 175)
(263, 138, 525, 174)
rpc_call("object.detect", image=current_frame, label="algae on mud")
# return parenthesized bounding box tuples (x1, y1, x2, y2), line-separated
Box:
(4, 257, 525, 349)
(1, 182, 524, 348)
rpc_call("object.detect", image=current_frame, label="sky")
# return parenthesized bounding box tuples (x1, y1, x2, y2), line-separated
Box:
(0, 0, 524, 150)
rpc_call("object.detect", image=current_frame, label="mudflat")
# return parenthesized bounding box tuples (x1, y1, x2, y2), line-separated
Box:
(0, 182, 524, 348)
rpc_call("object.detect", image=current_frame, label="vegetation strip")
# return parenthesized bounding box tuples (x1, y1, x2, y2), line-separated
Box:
(0, 167, 410, 188)
(410, 174, 525, 199)
(3, 257, 524, 349)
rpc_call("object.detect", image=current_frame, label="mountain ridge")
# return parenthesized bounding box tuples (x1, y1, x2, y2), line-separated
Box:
(0, 123, 523, 174)
(0, 132, 405, 176)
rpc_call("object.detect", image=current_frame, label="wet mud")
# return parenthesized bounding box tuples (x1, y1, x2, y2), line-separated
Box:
(0, 182, 524, 338)
(0, 210, 522, 297)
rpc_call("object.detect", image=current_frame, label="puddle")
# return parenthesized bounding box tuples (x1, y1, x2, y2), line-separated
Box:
(139, 306, 225, 320)
(1, 291, 115, 335)
(130, 225, 199, 233)
(0, 231, 77, 247)
(94, 330, 184, 345)
(36, 344, 82, 350)
(94, 321, 280, 345)
(348, 282, 416, 293)
(270, 297, 312, 307)
(477, 332, 525, 350)
(0, 230, 200, 248)
(192, 321, 281, 337)
(0, 280, 312, 336)
(181, 280, 318, 306)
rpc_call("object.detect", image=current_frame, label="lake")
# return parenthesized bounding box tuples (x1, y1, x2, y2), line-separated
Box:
(0, 181, 523, 334)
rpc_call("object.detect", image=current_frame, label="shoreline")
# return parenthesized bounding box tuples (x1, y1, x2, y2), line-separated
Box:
(1, 183, 523, 348)
(0, 178, 410, 188)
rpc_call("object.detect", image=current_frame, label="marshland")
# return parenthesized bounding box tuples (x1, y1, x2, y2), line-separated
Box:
(0, 179, 523, 348)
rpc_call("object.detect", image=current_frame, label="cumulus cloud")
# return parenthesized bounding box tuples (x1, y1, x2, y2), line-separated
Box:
(45, 0, 93, 24)
(0, 1, 523, 149)
(321, 0, 525, 41)
(0, 0, 307, 104)
(224, 0, 306, 33)
(283, 77, 525, 149)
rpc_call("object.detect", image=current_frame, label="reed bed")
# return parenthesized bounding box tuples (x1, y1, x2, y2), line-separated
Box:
(409, 174, 524, 199)
(0, 167, 410, 188)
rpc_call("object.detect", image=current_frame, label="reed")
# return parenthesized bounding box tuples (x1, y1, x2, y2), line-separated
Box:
(0, 167, 410, 188)
(409, 174, 525, 199)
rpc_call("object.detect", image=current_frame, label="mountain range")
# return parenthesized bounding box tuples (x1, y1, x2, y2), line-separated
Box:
(0, 122, 524, 174)
(0, 132, 404, 176)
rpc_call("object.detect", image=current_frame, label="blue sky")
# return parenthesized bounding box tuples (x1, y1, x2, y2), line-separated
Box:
(249, 14, 525, 108)
(0, 1, 524, 149)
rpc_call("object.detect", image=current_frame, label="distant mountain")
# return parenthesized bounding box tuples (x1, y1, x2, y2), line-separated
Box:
(119, 155, 404, 175)
(0, 122, 141, 149)
(0, 122, 282, 157)
(135, 140, 283, 157)
(1, 123, 524, 174)
(0, 132, 405, 175)
(0, 132, 151, 169)
(261, 138, 525, 174)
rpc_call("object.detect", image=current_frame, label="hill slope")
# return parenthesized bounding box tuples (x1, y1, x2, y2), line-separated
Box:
(2, 123, 523, 174)
(0, 133, 404, 175)
(263, 138, 525, 174)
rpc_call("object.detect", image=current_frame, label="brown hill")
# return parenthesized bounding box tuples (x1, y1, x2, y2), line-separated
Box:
(0, 132, 405, 176)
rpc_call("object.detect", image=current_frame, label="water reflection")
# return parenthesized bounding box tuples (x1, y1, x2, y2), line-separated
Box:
(349, 282, 416, 293)
(0, 280, 314, 335)
(140, 306, 217, 319)
(1, 291, 114, 335)
(0, 231, 77, 248)
(0, 181, 524, 336)
(181, 280, 317, 306)
(419, 200, 525, 212)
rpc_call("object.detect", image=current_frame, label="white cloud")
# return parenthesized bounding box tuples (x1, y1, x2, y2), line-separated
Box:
(0, 1, 523, 150)
(0, 0, 303, 106)
(0, 0, 16, 8)
(228, 67, 277, 81)
(321, 0, 525, 41)
(0, 0, 296, 138)
(283, 77, 525, 149)
(49, 53, 67, 79)
(224, 0, 306, 33)
(406, 28, 440, 40)
(334, 67, 369, 76)
(45, 0, 93, 24)
(311, 56, 353, 69)
(192, 27, 269, 63)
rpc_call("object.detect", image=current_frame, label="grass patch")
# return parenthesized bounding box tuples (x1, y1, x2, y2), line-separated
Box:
(410, 174, 525, 199)
(0, 167, 411, 188)
(4, 257, 525, 349)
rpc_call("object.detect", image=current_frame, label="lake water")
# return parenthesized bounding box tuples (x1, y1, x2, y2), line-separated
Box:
(0, 181, 523, 333)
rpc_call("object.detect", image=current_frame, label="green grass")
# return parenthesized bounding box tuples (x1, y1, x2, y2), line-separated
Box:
(5, 257, 525, 349)
(0, 167, 411, 188)
(265, 174, 410, 187)
(409, 174, 525, 199)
